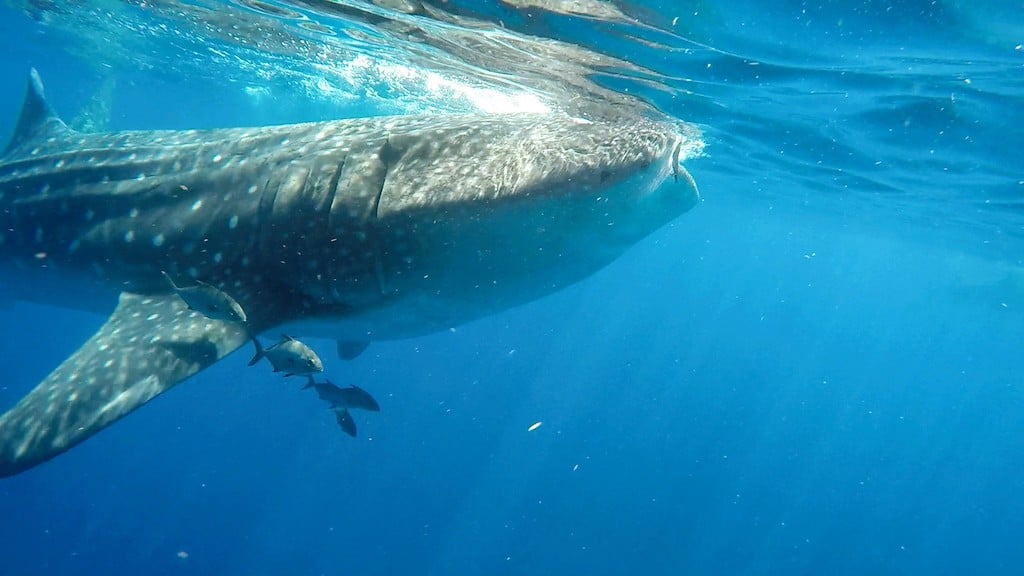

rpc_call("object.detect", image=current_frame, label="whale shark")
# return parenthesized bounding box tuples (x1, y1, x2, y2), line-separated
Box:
(0, 69, 703, 477)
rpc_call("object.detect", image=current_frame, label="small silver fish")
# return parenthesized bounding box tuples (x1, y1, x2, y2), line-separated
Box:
(248, 335, 324, 377)
(161, 271, 247, 324)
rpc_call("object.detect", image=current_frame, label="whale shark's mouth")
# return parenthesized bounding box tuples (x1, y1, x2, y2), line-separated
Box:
(670, 136, 701, 202)
(672, 141, 682, 182)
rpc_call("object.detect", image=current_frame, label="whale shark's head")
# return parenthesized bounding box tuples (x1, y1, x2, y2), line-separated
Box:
(334, 114, 704, 337)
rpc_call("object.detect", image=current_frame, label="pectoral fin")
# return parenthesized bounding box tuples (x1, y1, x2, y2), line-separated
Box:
(0, 292, 251, 477)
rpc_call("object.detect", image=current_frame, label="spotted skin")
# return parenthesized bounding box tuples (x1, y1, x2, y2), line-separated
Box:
(0, 70, 703, 476)
(0, 293, 250, 474)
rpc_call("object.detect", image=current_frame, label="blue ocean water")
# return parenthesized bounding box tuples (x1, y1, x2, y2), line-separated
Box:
(1, 1, 1023, 575)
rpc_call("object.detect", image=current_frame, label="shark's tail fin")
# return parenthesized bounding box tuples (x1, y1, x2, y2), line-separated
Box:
(4, 69, 70, 157)
(247, 337, 265, 366)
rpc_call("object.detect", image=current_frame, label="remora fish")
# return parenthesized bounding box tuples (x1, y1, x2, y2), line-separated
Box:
(248, 335, 324, 377)
(0, 69, 702, 476)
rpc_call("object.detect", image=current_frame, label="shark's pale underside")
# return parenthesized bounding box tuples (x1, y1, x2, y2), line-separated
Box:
(0, 70, 702, 477)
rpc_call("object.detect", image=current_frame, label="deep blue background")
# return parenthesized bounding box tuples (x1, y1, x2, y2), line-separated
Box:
(2, 2, 1024, 575)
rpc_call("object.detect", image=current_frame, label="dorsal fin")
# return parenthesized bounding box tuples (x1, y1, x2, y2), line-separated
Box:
(3, 68, 69, 156)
